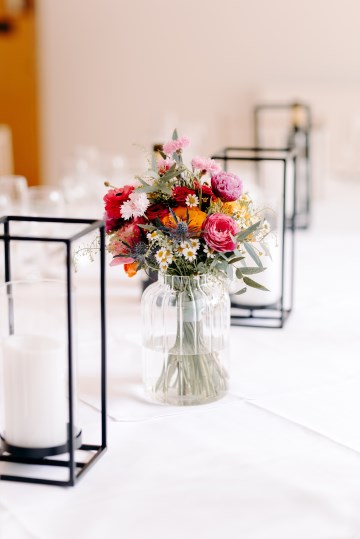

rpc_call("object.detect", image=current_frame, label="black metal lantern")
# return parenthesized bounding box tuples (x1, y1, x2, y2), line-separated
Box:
(254, 102, 312, 229)
(0, 215, 107, 486)
(211, 147, 296, 328)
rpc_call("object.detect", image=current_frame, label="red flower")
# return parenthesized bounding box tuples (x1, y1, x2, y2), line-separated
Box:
(194, 181, 214, 198)
(172, 186, 196, 205)
(146, 203, 170, 221)
(103, 185, 135, 219)
(104, 211, 120, 233)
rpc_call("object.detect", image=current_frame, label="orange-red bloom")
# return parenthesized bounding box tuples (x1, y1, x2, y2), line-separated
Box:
(124, 261, 138, 277)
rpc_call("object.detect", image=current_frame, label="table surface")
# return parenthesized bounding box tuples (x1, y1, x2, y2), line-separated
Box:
(1, 178, 360, 539)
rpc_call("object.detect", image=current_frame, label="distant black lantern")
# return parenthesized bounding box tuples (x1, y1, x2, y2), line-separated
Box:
(254, 102, 312, 229)
(211, 147, 296, 328)
(0, 215, 107, 486)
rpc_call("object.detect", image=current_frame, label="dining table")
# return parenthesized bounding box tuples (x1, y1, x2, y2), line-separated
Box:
(0, 177, 360, 539)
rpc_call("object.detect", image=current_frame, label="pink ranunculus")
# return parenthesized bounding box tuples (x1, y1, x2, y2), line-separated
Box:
(202, 213, 239, 252)
(103, 185, 135, 219)
(211, 172, 243, 202)
(162, 136, 190, 156)
(191, 157, 221, 175)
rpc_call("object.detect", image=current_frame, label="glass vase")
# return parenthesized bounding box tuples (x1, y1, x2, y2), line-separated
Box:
(141, 274, 230, 406)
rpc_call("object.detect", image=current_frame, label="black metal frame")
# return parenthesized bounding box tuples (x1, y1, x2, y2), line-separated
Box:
(0, 216, 107, 487)
(254, 102, 312, 229)
(211, 147, 296, 328)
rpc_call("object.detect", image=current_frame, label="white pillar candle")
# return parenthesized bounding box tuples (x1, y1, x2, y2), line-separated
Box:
(2, 335, 67, 448)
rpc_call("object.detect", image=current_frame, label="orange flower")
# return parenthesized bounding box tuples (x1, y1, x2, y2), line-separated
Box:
(124, 261, 138, 277)
(221, 201, 242, 215)
(161, 207, 207, 236)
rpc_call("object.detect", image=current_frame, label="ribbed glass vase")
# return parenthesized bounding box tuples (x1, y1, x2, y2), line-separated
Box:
(141, 274, 230, 406)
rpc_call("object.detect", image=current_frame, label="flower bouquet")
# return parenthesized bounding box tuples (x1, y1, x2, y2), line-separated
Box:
(104, 130, 271, 404)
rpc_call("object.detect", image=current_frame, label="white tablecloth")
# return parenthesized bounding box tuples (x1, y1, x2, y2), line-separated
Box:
(1, 179, 360, 539)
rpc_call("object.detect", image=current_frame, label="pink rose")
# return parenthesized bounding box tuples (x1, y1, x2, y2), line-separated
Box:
(211, 172, 243, 202)
(202, 213, 238, 252)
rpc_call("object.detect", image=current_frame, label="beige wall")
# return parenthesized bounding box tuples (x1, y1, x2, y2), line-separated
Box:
(37, 0, 360, 184)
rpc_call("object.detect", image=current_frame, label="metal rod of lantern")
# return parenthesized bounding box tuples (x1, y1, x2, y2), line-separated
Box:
(99, 224, 107, 449)
(65, 240, 75, 486)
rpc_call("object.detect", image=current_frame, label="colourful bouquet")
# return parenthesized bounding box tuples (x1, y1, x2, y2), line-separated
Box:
(103, 130, 271, 294)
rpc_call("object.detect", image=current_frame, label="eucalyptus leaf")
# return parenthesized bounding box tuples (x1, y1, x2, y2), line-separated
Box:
(243, 276, 269, 291)
(235, 268, 243, 279)
(240, 266, 266, 275)
(236, 220, 262, 242)
(234, 287, 247, 295)
(244, 242, 263, 268)
(229, 256, 245, 265)
(151, 154, 158, 173)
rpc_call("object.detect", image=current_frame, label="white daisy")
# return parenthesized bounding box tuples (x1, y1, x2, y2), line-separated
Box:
(147, 230, 159, 242)
(203, 243, 215, 258)
(185, 193, 199, 208)
(182, 248, 197, 262)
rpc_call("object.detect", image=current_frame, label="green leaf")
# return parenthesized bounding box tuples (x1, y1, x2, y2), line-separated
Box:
(138, 224, 155, 230)
(136, 184, 157, 194)
(236, 220, 262, 242)
(260, 241, 273, 260)
(243, 276, 269, 292)
(172, 129, 178, 140)
(240, 266, 266, 275)
(151, 153, 158, 173)
(235, 268, 243, 279)
(229, 256, 245, 265)
(244, 242, 263, 268)
(160, 164, 185, 183)
(234, 287, 247, 295)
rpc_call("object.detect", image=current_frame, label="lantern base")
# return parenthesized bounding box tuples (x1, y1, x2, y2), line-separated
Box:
(0, 430, 82, 459)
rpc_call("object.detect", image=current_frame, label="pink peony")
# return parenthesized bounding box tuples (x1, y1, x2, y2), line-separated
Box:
(103, 185, 134, 219)
(191, 157, 221, 175)
(163, 136, 190, 156)
(202, 213, 239, 252)
(211, 172, 243, 202)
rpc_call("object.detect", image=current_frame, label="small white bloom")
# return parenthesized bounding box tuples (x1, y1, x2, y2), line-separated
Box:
(189, 238, 200, 251)
(147, 230, 159, 242)
(203, 243, 215, 258)
(120, 200, 134, 220)
(182, 248, 197, 262)
(185, 193, 199, 208)
(159, 261, 168, 272)
(120, 192, 149, 220)
(180, 240, 191, 250)
(155, 248, 167, 263)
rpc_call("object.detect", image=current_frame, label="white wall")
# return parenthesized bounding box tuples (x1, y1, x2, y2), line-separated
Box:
(37, 0, 360, 184)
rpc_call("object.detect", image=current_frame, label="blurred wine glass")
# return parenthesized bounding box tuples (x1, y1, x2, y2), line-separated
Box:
(0, 175, 28, 216)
